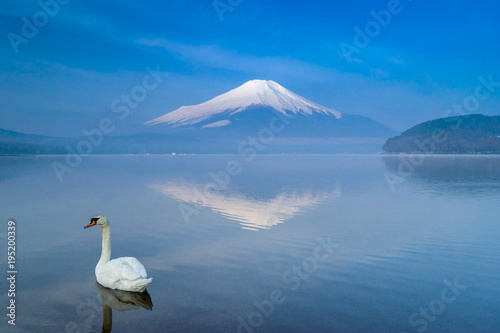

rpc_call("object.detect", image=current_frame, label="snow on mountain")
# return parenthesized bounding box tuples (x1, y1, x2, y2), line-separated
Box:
(145, 79, 342, 127)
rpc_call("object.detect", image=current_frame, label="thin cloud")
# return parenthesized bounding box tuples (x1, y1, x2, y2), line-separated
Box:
(387, 57, 406, 66)
(136, 37, 333, 79)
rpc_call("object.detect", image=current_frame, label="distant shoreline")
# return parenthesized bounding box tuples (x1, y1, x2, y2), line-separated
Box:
(3, 152, 500, 157)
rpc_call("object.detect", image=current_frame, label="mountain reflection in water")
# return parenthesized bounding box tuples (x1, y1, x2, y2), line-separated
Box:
(151, 181, 341, 230)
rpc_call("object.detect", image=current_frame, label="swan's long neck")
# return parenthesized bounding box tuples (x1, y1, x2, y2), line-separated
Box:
(97, 224, 111, 272)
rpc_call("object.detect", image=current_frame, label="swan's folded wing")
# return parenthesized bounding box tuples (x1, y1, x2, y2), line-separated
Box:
(99, 257, 146, 285)
(119, 257, 148, 278)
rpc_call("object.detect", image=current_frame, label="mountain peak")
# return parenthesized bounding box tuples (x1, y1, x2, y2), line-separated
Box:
(239, 79, 285, 91)
(242, 79, 277, 85)
(145, 80, 341, 127)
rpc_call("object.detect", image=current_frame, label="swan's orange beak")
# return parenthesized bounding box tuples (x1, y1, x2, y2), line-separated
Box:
(84, 221, 95, 229)
(84, 218, 98, 229)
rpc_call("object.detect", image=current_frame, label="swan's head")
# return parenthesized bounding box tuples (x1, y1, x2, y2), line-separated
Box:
(84, 215, 109, 229)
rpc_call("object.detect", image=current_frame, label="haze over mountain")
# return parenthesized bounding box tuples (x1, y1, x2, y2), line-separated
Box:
(0, 80, 398, 154)
(145, 80, 396, 141)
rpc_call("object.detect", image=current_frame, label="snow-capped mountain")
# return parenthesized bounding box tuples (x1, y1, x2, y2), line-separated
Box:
(146, 80, 341, 128)
(143, 79, 397, 152)
(0, 80, 396, 154)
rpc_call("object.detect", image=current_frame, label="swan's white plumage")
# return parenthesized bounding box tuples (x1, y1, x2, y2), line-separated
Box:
(86, 215, 152, 292)
(97, 257, 152, 292)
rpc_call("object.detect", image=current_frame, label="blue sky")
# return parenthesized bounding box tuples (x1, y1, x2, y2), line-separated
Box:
(1, 0, 499, 136)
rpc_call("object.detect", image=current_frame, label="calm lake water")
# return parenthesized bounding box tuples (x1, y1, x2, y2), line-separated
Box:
(1, 154, 500, 332)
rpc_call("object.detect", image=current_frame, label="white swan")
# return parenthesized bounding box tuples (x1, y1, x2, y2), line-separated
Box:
(85, 215, 152, 292)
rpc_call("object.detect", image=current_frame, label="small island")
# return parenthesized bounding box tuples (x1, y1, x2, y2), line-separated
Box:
(383, 114, 500, 154)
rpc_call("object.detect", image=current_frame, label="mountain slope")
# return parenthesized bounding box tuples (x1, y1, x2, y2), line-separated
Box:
(144, 79, 396, 142)
(383, 114, 500, 153)
(0, 128, 73, 154)
(145, 80, 341, 128)
(0, 129, 207, 155)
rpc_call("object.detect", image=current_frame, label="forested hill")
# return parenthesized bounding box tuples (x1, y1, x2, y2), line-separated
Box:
(383, 114, 500, 154)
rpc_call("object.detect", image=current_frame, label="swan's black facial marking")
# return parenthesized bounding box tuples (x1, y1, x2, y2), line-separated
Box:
(84, 218, 98, 229)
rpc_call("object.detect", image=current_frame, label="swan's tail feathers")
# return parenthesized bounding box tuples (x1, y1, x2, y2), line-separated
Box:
(130, 278, 153, 293)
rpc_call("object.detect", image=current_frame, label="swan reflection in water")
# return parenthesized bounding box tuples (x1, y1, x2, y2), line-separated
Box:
(95, 281, 153, 333)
